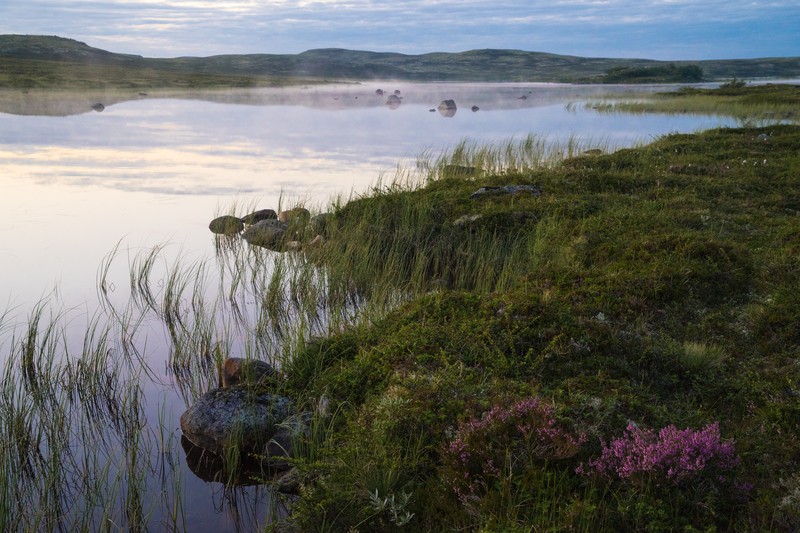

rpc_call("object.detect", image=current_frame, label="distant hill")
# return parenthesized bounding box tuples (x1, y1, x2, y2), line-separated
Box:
(2, 35, 799, 88)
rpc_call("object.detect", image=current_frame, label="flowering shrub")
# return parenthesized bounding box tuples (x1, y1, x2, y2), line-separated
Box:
(443, 397, 585, 503)
(579, 422, 740, 487)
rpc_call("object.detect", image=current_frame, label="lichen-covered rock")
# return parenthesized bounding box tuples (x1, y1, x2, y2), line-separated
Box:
(241, 209, 277, 225)
(209, 215, 245, 235)
(180, 386, 293, 456)
(220, 357, 279, 388)
(242, 219, 288, 249)
(278, 207, 311, 224)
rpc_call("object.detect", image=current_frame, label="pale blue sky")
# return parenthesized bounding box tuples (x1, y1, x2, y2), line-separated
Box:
(1, 0, 798, 60)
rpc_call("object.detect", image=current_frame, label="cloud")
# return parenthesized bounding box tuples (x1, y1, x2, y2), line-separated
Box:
(1, 0, 798, 59)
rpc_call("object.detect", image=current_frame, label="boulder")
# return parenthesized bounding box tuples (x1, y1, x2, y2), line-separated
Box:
(241, 209, 277, 225)
(438, 100, 457, 117)
(385, 94, 402, 109)
(471, 105, 480, 112)
(209, 215, 245, 235)
(242, 219, 288, 249)
(220, 357, 279, 388)
(266, 412, 313, 466)
(91, 103, 105, 112)
(278, 207, 311, 225)
(310, 212, 332, 237)
(180, 386, 294, 456)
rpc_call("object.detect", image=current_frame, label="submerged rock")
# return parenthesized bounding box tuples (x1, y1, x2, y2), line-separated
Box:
(220, 357, 279, 388)
(209, 215, 245, 235)
(438, 99, 457, 117)
(180, 386, 293, 456)
(385, 94, 402, 109)
(241, 209, 277, 225)
(243, 219, 288, 249)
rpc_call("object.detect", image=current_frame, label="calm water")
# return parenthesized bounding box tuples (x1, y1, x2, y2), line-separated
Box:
(0, 82, 743, 530)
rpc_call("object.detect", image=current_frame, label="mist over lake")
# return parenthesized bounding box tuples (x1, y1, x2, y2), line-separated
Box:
(0, 82, 750, 531)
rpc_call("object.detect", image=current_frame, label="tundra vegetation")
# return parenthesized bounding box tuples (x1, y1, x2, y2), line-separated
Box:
(0, 85, 799, 531)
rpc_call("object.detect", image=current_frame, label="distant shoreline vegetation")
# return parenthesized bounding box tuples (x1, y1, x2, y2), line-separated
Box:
(1, 34, 800, 89)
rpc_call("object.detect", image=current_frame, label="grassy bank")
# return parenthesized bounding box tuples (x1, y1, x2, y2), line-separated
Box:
(268, 124, 800, 531)
(587, 82, 800, 123)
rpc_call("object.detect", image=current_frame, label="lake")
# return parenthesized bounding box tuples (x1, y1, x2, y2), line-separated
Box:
(0, 82, 745, 531)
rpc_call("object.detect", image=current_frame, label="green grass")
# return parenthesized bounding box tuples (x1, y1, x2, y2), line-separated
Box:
(586, 82, 800, 124)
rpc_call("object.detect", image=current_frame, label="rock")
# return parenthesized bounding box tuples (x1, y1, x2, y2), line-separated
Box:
(241, 209, 277, 225)
(181, 435, 269, 485)
(438, 99, 457, 117)
(278, 207, 311, 225)
(220, 357, 279, 388)
(242, 219, 288, 249)
(266, 412, 313, 464)
(91, 103, 105, 112)
(469, 185, 542, 199)
(209, 215, 245, 235)
(429, 109, 436, 112)
(385, 94, 402, 109)
(393, 89, 401, 95)
(582, 149, 603, 155)
(310, 213, 332, 237)
(275, 467, 304, 495)
(375, 89, 385, 96)
(180, 386, 294, 456)
(471, 105, 480, 112)
(517, 95, 528, 100)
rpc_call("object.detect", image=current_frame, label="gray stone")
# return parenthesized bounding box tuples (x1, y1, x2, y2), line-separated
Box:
(438, 99, 457, 117)
(278, 207, 311, 225)
(180, 386, 294, 456)
(243, 219, 288, 248)
(209, 215, 245, 235)
(266, 412, 313, 465)
(241, 209, 277, 225)
(220, 357, 279, 388)
(385, 94, 402, 109)
(310, 212, 332, 237)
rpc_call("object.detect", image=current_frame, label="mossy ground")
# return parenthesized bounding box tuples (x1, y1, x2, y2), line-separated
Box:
(275, 125, 800, 531)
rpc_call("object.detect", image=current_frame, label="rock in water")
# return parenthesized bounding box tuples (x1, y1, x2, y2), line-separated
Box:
(220, 357, 278, 388)
(241, 209, 277, 225)
(209, 215, 245, 235)
(242, 219, 288, 249)
(180, 386, 293, 456)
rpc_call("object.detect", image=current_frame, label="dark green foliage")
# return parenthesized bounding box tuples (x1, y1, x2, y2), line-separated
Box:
(600, 64, 705, 83)
(279, 124, 800, 531)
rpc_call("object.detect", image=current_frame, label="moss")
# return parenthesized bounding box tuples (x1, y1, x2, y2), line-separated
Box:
(280, 124, 800, 531)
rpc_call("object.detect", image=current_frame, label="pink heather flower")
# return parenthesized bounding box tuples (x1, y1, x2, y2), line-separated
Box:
(581, 422, 740, 487)
(444, 396, 584, 502)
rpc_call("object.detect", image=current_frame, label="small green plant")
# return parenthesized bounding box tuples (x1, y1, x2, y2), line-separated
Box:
(367, 489, 415, 527)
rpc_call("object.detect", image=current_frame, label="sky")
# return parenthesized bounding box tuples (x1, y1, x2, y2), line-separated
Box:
(1, 0, 798, 61)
